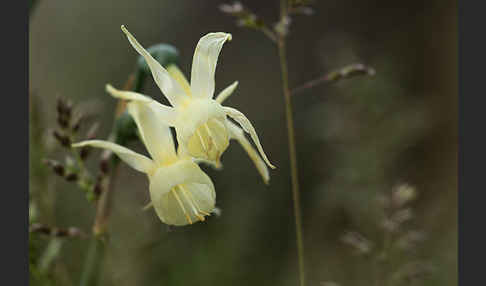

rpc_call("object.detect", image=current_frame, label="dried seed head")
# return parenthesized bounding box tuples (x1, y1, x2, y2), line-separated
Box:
(65, 173, 79, 182)
(30, 223, 85, 238)
(99, 159, 109, 175)
(381, 218, 398, 233)
(57, 115, 69, 129)
(391, 208, 414, 225)
(67, 227, 82, 237)
(93, 177, 103, 197)
(86, 122, 100, 140)
(341, 231, 373, 254)
(43, 159, 65, 177)
(71, 115, 84, 133)
(392, 184, 417, 208)
(52, 130, 71, 148)
(396, 230, 426, 250)
(219, 2, 243, 14)
(80, 147, 90, 161)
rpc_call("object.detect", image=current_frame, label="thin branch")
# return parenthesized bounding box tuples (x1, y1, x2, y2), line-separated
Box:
(30, 223, 87, 239)
(92, 149, 119, 237)
(291, 63, 376, 95)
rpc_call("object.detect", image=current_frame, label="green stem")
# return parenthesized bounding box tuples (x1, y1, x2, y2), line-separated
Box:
(79, 68, 139, 285)
(277, 31, 306, 286)
(79, 238, 105, 286)
(78, 159, 119, 286)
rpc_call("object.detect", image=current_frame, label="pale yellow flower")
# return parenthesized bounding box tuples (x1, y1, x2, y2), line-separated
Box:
(73, 101, 215, 226)
(112, 25, 275, 183)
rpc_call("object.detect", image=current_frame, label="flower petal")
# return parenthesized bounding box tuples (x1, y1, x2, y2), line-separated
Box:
(106, 84, 152, 102)
(215, 81, 238, 104)
(106, 84, 176, 125)
(154, 183, 215, 226)
(149, 159, 215, 226)
(224, 107, 276, 169)
(227, 121, 269, 184)
(190, 32, 232, 98)
(121, 25, 186, 107)
(127, 102, 177, 164)
(167, 65, 191, 96)
(72, 140, 155, 173)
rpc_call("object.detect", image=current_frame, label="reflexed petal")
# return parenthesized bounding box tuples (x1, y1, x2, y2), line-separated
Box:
(106, 84, 176, 125)
(190, 32, 232, 98)
(127, 102, 177, 164)
(167, 65, 191, 96)
(227, 121, 269, 184)
(224, 107, 276, 169)
(106, 84, 152, 102)
(148, 160, 215, 226)
(72, 140, 155, 173)
(215, 81, 238, 104)
(121, 25, 186, 107)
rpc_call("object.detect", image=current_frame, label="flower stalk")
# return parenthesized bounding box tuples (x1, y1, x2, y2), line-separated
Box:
(277, 5, 306, 286)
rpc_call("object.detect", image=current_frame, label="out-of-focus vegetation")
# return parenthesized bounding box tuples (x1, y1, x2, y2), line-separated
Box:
(29, 0, 456, 285)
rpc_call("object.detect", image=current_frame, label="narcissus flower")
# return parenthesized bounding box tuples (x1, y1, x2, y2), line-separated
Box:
(73, 101, 215, 226)
(115, 25, 275, 180)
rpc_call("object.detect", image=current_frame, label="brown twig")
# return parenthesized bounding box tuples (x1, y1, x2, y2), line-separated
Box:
(291, 63, 376, 95)
(30, 223, 87, 239)
(92, 148, 119, 237)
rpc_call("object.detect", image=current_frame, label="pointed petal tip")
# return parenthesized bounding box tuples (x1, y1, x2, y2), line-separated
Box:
(121, 25, 127, 33)
(105, 83, 115, 93)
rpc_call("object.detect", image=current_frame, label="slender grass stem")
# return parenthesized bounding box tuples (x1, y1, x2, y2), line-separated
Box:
(277, 29, 306, 286)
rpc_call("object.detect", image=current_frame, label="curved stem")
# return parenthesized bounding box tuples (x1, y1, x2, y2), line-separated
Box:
(277, 33, 306, 286)
(93, 153, 119, 236)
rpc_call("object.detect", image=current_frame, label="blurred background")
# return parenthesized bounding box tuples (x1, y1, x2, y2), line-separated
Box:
(29, 0, 457, 285)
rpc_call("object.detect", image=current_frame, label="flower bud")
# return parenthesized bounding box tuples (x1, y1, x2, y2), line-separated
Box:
(113, 112, 139, 146)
